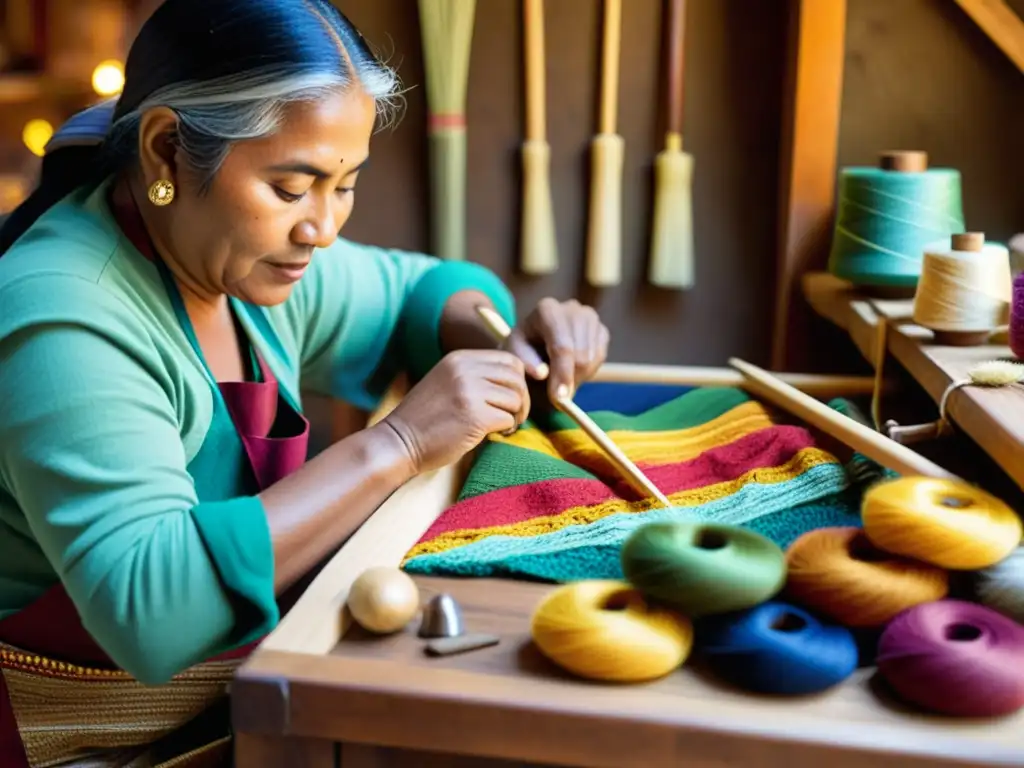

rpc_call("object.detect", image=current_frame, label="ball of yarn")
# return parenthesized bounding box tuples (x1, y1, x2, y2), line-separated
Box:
(530, 580, 693, 682)
(912, 237, 1012, 335)
(1011, 272, 1024, 359)
(827, 166, 964, 289)
(976, 546, 1024, 624)
(346, 566, 421, 634)
(620, 522, 786, 617)
(862, 476, 1022, 570)
(698, 601, 859, 695)
(877, 600, 1024, 717)
(784, 527, 949, 628)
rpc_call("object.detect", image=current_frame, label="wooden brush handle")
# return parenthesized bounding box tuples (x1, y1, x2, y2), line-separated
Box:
(728, 357, 960, 480)
(524, 0, 546, 143)
(599, 0, 622, 135)
(666, 0, 687, 138)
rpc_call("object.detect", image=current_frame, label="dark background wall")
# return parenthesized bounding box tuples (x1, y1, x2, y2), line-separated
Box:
(336, 0, 1024, 368)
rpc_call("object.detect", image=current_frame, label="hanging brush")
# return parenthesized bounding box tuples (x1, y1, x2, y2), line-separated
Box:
(519, 0, 558, 276)
(585, 0, 624, 287)
(648, 0, 694, 289)
(418, 0, 477, 261)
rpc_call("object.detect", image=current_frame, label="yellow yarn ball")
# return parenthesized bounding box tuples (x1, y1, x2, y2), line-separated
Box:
(862, 476, 1022, 570)
(530, 580, 693, 682)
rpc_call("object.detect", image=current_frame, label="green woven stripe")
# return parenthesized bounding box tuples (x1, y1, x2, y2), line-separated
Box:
(530, 386, 751, 433)
(458, 442, 596, 501)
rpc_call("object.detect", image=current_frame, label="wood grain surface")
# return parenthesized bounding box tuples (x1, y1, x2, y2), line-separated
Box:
(235, 576, 1024, 768)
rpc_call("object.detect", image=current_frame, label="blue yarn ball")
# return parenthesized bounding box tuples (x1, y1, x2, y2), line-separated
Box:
(697, 601, 859, 695)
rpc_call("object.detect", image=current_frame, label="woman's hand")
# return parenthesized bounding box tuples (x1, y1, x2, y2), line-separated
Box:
(381, 349, 530, 473)
(504, 298, 610, 401)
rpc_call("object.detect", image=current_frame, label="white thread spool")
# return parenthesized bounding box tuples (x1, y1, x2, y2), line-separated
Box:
(912, 232, 1012, 346)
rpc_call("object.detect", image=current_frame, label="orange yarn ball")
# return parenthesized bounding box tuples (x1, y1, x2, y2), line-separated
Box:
(785, 527, 949, 628)
(862, 477, 1022, 570)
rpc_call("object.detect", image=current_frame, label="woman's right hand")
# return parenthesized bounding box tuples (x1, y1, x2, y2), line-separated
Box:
(381, 349, 531, 473)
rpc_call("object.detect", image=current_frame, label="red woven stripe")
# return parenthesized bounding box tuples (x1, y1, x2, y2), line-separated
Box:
(417, 424, 816, 544)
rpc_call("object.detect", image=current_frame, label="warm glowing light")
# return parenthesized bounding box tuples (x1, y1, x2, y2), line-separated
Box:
(92, 60, 125, 96)
(22, 119, 53, 157)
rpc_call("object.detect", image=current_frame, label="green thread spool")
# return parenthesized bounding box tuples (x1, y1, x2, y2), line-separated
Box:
(828, 151, 965, 293)
(620, 521, 787, 617)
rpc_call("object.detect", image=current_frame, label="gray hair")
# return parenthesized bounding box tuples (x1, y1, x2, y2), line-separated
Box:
(103, 59, 402, 190)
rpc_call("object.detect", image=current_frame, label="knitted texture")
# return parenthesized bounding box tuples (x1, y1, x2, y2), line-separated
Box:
(401, 387, 878, 581)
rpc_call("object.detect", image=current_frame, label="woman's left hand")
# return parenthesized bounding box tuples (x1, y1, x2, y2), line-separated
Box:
(503, 298, 610, 401)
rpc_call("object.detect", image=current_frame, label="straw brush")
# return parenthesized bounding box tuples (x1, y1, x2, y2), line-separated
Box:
(648, 0, 695, 289)
(417, 0, 477, 261)
(519, 0, 559, 276)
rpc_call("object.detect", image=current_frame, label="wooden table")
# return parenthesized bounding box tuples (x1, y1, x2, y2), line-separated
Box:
(231, 363, 1024, 768)
(802, 271, 1024, 492)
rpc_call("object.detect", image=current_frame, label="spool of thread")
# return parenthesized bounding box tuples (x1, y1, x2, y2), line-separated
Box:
(620, 522, 786, 617)
(912, 232, 1012, 346)
(784, 527, 949, 628)
(530, 580, 693, 682)
(697, 601, 859, 695)
(877, 599, 1024, 717)
(976, 546, 1024, 624)
(1010, 271, 1024, 359)
(827, 151, 965, 292)
(861, 476, 1022, 570)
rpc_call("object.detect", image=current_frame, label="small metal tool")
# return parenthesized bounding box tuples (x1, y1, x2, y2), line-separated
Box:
(418, 593, 465, 638)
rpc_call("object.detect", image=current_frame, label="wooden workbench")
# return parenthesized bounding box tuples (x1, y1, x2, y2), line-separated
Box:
(230, 363, 1024, 768)
(802, 271, 1024, 492)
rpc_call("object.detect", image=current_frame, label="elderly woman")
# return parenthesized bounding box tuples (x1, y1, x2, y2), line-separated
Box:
(0, 1, 609, 765)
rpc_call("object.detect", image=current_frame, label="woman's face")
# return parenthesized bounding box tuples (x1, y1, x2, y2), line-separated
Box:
(150, 87, 376, 307)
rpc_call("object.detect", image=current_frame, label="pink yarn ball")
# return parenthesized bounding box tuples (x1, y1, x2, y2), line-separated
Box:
(1011, 272, 1024, 359)
(877, 600, 1024, 717)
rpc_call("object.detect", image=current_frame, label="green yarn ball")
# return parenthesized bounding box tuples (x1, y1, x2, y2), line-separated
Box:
(620, 522, 787, 617)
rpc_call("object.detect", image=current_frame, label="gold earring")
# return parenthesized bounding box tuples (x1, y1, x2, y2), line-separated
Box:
(148, 179, 175, 206)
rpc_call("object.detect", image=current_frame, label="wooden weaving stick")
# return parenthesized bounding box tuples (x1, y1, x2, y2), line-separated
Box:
(474, 305, 672, 507)
(728, 357, 960, 480)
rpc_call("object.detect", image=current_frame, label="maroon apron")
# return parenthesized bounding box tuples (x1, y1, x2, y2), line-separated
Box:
(0, 188, 310, 767)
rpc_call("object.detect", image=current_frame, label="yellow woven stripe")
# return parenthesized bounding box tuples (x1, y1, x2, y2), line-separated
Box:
(403, 447, 837, 561)
(490, 401, 775, 466)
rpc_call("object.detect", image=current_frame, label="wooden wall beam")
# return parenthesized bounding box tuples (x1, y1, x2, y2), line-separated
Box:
(771, 0, 847, 371)
(953, 0, 1024, 75)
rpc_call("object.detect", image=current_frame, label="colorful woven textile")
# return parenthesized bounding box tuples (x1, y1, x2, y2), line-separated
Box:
(402, 387, 884, 582)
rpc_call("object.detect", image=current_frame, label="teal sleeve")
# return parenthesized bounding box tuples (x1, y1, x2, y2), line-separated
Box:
(0, 276, 277, 685)
(287, 238, 516, 411)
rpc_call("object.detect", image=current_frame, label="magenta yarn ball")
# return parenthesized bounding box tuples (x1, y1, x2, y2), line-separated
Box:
(1011, 272, 1024, 359)
(877, 600, 1024, 717)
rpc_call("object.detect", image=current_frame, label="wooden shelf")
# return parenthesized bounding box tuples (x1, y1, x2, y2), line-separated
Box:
(802, 271, 1024, 490)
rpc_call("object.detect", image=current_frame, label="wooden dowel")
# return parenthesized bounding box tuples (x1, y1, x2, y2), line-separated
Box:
(524, 0, 546, 143)
(728, 357, 959, 480)
(666, 0, 687, 139)
(554, 395, 673, 507)
(474, 306, 671, 507)
(598, 0, 622, 135)
(594, 362, 887, 398)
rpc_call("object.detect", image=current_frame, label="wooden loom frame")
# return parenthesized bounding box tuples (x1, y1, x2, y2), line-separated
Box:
(231, 4, 1024, 765)
(232, 364, 1022, 767)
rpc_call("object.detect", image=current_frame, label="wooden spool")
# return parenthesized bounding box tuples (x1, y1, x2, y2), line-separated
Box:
(858, 151, 931, 300)
(931, 231, 993, 347)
